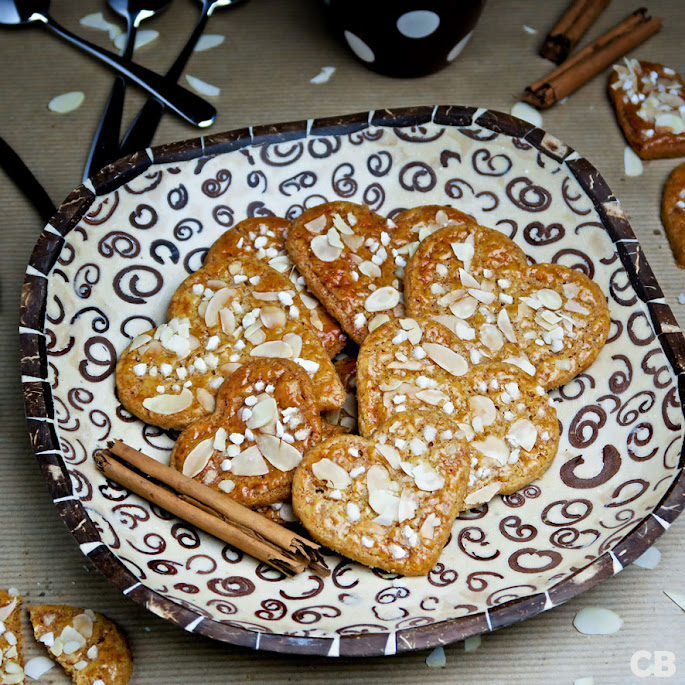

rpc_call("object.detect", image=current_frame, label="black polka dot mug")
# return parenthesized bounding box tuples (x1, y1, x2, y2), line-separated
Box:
(321, 0, 487, 77)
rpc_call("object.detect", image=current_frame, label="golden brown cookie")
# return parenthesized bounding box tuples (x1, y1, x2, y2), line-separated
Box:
(292, 411, 470, 576)
(286, 201, 412, 344)
(170, 359, 322, 507)
(205, 217, 347, 356)
(0, 590, 24, 684)
(116, 256, 345, 430)
(357, 317, 559, 508)
(609, 59, 685, 159)
(28, 605, 132, 685)
(661, 162, 685, 268)
(405, 224, 610, 389)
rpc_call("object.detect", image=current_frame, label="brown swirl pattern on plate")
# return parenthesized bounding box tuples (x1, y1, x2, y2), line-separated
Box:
(20, 106, 685, 657)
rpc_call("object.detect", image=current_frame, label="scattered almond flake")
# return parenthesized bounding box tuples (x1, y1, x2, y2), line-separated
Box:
(246, 396, 278, 429)
(368, 313, 390, 331)
(413, 462, 444, 491)
(311, 234, 342, 262)
(304, 215, 327, 234)
(255, 434, 302, 471)
(573, 678, 595, 685)
(310, 66, 336, 84)
(624, 145, 643, 177)
(48, 91, 85, 114)
(250, 340, 293, 359)
(678, 293, 685, 305)
(72, 612, 93, 638)
(218, 479, 235, 493)
(663, 590, 685, 611)
(375, 443, 401, 469)
(185, 74, 221, 97)
(511, 101, 543, 127)
(114, 29, 159, 52)
(0, 599, 17, 621)
(464, 481, 501, 508)
(142, 388, 193, 415)
(572, 607, 623, 635)
(80, 12, 122, 40)
(194, 34, 225, 52)
(506, 418, 538, 451)
(182, 438, 214, 477)
(312, 458, 351, 489)
(231, 445, 269, 476)
(425, 646, 446, 668)
(364, 286, 400, 312)
(423, 342, 468, 376)
(24, 656, 55, 679)
(632, 546, 661, 569)
(464, 635, 481, 652)
(523, 24, 537, 34)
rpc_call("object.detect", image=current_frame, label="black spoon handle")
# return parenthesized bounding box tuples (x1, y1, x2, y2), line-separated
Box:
(83, 20, 138, 182)
(40, 13, 216, 128)
(0, 136, 56, 224)
(120, 4, 212, 156)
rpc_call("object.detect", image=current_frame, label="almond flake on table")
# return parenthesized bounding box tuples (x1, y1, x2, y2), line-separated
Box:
(24, 656, 55, 679)
(523, 25, 538, 34)
(185, 74, 221, 97)
(663, 590, 685, 611)
(677, 293, 685, 305)
(510, 101, 543, 128)
(311, 66, 336, 84)
(79, 12, 122, 41)
(114, 30, 159, 52)
(48, 91, 85, 113)
(624, 145, 644, 177)
(572, 607, 623, 635)
(632, 546, 661, 569)
(464, 635, 481, 652)
(194, 34, 226, 52)
(425, 646, 446, 668)
(574, 678, 595, 685)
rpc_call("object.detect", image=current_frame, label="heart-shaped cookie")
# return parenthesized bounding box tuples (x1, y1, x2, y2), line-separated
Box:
(405, 222, 610, 389)
(609, 59, 685, 159)
(116, 256, 345, 431)
(204, 216, 347, 356)
(292, 410, 470, 576)
(357, 317, 559, 508)
(170, 359, 322, 507)
(286, 201, 412, 344)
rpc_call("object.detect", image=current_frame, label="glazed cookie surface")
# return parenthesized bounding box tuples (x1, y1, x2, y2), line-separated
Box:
(286, 201, 411, 344)
(115, 256, 345, 431)
(292, 411, 470, 576)
(170, 359, 322, 507)
(357, 317, 559, 508)
(28, 605, 132, 685)
(204, 217, 347, 356)
(405, 224, 610, 389)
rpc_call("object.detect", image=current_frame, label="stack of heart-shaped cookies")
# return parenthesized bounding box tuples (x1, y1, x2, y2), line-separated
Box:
(115, 201, 610, 575)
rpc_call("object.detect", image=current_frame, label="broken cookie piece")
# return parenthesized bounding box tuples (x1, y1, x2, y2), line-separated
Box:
(609, 59, 685, 159)
(0, 589, 24, 684)
(28, 605, 132, 685)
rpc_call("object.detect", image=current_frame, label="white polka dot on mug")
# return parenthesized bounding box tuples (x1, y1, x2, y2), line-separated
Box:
(321, 1, 486, 77)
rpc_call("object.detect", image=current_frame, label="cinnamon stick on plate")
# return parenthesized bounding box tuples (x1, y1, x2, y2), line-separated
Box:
(522, 8, 662, 109)
(540, 0, 612, 64)
(95, 441, 329, 577)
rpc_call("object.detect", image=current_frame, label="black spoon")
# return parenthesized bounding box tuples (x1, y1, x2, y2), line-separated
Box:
(120, 0, 249, 156)
(0, 0, 215, 128)
(83, 0, 172, 181)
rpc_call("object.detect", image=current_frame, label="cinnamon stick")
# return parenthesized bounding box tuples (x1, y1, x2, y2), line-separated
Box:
(95, 448, 316, 577)
(107, 440, 324, 566)
(522, 8, 662, 109)
(540, 0, 612, 64)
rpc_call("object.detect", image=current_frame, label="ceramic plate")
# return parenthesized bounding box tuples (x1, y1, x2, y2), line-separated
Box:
(21, 106, 685, 657)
